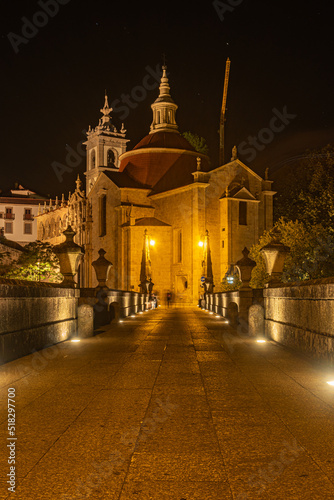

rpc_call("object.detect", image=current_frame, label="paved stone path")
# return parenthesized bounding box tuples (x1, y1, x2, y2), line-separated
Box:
(1, 307, 334, 499)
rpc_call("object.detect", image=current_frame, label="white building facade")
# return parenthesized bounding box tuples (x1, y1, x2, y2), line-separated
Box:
(0, 185, 48, 245)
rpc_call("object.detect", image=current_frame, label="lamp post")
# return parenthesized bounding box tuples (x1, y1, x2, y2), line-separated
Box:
(53, 225, 84, 288)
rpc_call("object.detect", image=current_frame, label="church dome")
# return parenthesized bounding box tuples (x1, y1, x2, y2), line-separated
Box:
(119, 66, 210, 190)
(133, 130, 196, 152)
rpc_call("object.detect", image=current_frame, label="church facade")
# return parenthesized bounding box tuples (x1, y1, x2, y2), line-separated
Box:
(37, 66, 275, 304)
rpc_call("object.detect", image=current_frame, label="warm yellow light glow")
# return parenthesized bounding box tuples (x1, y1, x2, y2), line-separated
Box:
(71, 339, 80, 343)
(119, 320, 124, 323)
(216, 315, 221, 318)
(256, 339, 266, 344)
(150, 240, 155, 246)
(209, 312, 214, 315)
(139, 312, 143, 314)
(327, 381, 334, 386)
(131, 315, 136, 318)
(198, 241, 204, 247)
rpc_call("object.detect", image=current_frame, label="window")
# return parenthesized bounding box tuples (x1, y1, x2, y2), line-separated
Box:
(239, 201, 247, 226)
(173, 229, 182, 263)
(107, 149, 115, 167)
(5, 222, 13, 233)
(24, 223, 32, 235)
(5, 207, 14, 220)
(91, 150, 96, 169)
(24, 208, 33, 220)
(99, 194, 107, 236)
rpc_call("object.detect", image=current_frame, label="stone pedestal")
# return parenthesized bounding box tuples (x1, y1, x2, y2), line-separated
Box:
(92, 249, 112, 290)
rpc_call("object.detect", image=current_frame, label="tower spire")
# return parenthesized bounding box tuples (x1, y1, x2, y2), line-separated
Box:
(150, 65, 178, 134)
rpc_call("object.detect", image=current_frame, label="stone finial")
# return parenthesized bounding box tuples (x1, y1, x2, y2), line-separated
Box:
(235, 247, 256, 289)
(197, 157, 202, 171)
(92, 248, 113, 290)
(61, 193, 65, 207)
(260, 227, 290, 285)
(231, 145, 238, 161)
(265, 167, 269, 181)
(43, 201, 47, 213)
(75, 174, 81, 192)
(38, 203, 41, 216)
(225, 186, 230, 198)
(53, 225, 84, 287)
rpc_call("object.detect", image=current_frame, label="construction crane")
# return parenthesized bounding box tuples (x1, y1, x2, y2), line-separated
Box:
(219, 58, 231, 165)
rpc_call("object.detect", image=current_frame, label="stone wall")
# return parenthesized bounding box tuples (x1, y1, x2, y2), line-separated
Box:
(0, 279, 79, 365)
(264, 278, 334, 362)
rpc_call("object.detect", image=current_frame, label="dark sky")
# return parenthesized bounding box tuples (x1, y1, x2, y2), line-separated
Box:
(1, 0, 334, 197)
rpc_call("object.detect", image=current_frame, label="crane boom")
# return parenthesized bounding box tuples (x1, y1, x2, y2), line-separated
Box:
(219, 58, 231, 165)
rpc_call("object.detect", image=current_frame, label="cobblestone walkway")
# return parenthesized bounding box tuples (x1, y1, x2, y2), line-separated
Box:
(1, 308, 334, 499)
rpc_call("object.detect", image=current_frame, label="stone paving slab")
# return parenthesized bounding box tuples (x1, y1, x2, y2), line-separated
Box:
(1, 307, 334, 499)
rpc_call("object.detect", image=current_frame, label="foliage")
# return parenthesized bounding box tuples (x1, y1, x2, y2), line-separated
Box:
(249, 219, 334, 288)
(182, 131, 209, 156)
(275, 144, 334, 231)
(5, 241, 62, 283)
(220, 272, 242, 292)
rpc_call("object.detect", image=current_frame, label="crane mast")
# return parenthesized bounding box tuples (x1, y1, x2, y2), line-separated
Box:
(219, 58, 231, 165)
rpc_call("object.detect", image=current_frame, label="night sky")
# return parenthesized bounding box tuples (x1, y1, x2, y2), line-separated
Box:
(1, 0, 334, 197)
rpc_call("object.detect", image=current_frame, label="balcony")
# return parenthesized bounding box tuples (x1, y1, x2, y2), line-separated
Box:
(23, 214, 34, 221)
(4, 213, 15, 220)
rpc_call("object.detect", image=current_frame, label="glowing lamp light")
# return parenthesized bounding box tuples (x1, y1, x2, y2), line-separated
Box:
(327, 381, 334, 386)
(256, 339, 266, 344)
(216, 315, 221, 318)
(71, 339, 81, 343)
(131, 315, 136, 318)
(209, 312, 214, 315)
(139, 312, 143, 314)
(150, 240, 155, 247)
(119, 320, 124, 323)
(198, 241, 204, 247)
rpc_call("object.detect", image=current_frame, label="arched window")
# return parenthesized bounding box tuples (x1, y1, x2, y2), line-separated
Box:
(107, 149, 115, 167)
(91, 150, 96, 169)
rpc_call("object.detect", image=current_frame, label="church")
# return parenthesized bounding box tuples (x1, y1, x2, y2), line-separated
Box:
(37, 66, 275, 304)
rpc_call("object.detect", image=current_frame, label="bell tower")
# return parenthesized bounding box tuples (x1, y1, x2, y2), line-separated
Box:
(84, 93, 129, 194)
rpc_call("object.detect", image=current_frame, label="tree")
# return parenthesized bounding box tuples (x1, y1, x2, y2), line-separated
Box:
(5, 241, 62, 283)
(220, 272, 242, 292)
(182, 131, 209, 156)
(249, 219, 334, 288)
(275, 144, 334, 231)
